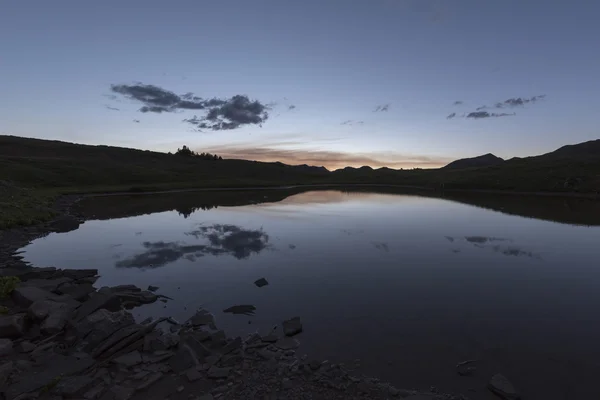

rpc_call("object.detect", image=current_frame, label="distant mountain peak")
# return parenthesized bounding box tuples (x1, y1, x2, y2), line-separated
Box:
(443, 153, 504, 170)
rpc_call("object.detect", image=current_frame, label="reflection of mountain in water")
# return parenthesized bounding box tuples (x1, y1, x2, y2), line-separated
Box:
(116, 224, 269, 268)
(76, 186, 600, 226)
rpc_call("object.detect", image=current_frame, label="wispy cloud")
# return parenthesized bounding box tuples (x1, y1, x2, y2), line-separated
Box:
(199, 143, 453, 170)
(446, 112, 456, 119)
(105, 105, 120, 111)
(453, 101, 463, 106)
(373, 103, 390, 112)
(341, 120, 365, 126)
(288, 105, 296, 110)
(109, 83, 271, 131)
(466, 111, 516, 119)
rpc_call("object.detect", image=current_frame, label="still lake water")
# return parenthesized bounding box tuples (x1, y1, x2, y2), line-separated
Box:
(20, 188, 600, 399)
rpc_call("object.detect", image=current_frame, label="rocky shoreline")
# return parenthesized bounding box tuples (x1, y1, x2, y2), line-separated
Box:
(0, 195, 521, 400)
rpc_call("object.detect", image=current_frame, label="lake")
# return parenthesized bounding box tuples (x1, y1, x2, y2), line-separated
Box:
(19, 187, 600, 399)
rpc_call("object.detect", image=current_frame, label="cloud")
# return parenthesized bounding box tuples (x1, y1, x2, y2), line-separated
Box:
(466, 111, 516, 119)
(133, 119, 140, 123)
(288, 105, 296, 110)
(341, 120, 365, 126)
(105, 105, 120, 111)
(475, 105, 487, 111)
(200, 143, 453, 170)
(453, 101, 463, 106)
(110, 83, 270, 130)
(373, 104, 390, 112)
(496, 95, 546, 108)
(446, 112, 456, 119)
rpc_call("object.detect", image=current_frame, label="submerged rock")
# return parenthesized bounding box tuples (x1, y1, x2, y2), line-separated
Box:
(254, 277, 269, 288)
(488, 373, 521, 400)
(282, 317, 303, 337)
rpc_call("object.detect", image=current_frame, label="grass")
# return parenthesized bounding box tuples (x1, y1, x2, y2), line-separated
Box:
(1, 134, 599, 230)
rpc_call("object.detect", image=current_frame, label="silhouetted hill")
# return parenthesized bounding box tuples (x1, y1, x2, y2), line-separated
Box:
(537, 139, 600, 159)
(443, 153, 504, 170)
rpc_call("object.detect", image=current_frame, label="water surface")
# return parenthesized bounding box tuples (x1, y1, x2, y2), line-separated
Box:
(21, 188, 600, 399)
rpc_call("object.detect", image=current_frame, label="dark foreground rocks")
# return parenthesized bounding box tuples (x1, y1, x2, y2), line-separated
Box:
(0, 265, 472, 400)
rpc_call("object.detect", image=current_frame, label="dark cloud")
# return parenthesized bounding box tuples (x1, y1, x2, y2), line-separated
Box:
(466, 111, 515, 119)
(288, 105, 296, 110)
(374, 104, 390, 112)
(446, 112, 456, 119)
(105, 105, 120, 111)
(495, 95, 546, 108)
(133, 119, 140, 123)
(185, 224, 270, 259)
(110, 83, 270, 130)
(115, 241, 213, 268)
(475, 105, 487, 111)
(453, 101, 463, 106)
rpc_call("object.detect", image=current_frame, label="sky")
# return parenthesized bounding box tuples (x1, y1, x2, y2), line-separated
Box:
(1, 0, 599, 170)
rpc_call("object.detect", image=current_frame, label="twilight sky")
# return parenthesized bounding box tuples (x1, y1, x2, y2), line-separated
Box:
(1, 0, 599, 170)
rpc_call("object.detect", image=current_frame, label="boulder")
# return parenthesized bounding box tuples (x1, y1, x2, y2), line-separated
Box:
(488, 374, 521, 400)
(73, 292, 122, 321)
(0, 338, 13, 356)
(0, 314, 26, 338)
(20, 277, 73, 292)
(55, 283, 96, 301)
(41, 302, 76, 334)
(11, 286, 65, 307)
(282, 317, 303, 336)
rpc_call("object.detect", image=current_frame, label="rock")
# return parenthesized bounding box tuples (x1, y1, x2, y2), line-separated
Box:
(198, 395, 214, 400)
(147, 285, 159, 292)
(75, 309, 135, 352)
(207, 366, 230, 379)
(488, 374, 521, 400)
(181, 332, 212, 361)
(20, 277, 72, 292)
(114, 290, 158, 305)
(5, 354, 94, 399)
(20, 340, 35, 353)
(11, 286, 64, 307)
(143, 331, 179, 352)
(275, 337, 300, 350)
(56, 283, 96, 301)
(55, 375, 95, 398)
(282, 317, 303, 337)
(254, 278, 269, 288)
(112, 351, 143, 367)
(208, 330, 226, 346)
(0, 338, 13, 356)
(51, 215, 80, 233)
(0, 361, 13, 387)
(73, 292, 122, 321)
(261, 334, 278, 343)
(142, 350, 174, 364)
(83, 383, 107, 400)
(177, 385, 185, 393)
(188, 309, 216, 327)
(169, 346, 198, 373)
(106, 385, 135, 400)
(0, 314, 26, 338)
(60, 269, 98, 281)
(106, 284, 141, 293)
(135, 372, 164, 391)
(282, 377, 293, 390)
(221, 336, 242, 355)
(91, 324, 143, 358)
(41, 302, 76, 334)
(185, 368, 202, 382)
(28, 299, 60, 320)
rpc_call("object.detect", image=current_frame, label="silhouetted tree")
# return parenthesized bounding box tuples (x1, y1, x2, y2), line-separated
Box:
(174, 145, 222, 160)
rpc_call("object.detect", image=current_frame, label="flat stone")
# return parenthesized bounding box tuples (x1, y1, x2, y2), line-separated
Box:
(135, 372, 163, 391)
(188, 309, 216, 327)
(261, 334, 278, 343)
(282, 317, 303, 337)
(221, 336, 242, 354)
(185, 368, 202, 382)
(106, 385, 135, 400)
(254, 278, 269, 288)
(112, 351, 143, 367)
(75, 309, 135, 352)
(142, 350, 175, 364)
(20, 277, 73, 292)
(182, 333, 212, 361)
(275, 337, 300, 350)
(92, 324, 143, 358)
(60, 269, 99, 280)
(147, 285, 159, 292)
(11, 286, 63, 307)
(207, 366, 230, 379)
(56, 283, 96, 301)
(106, 284, 141, 293)
(55, 375, 95, 397)
(74, 292, 122, 321)
(0, 361, 13, 387)
(20, 340, 35, 353)
(84, 383, 107, 400)
(5, 354, 94, 399)
(488, 374, 521, 400)
(143, 331, 179, 352)
(115, 290, 158, 305)
(205, 354, 221, 366)
(169, 346, 198, 373)
(0, 314, 26, 338)
(41, 302, 76, 334)
(219, 353, 243, 367)
(0, 338, 13, 356)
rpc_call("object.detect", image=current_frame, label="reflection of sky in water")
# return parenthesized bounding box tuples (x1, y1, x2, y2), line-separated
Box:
(19, 190, 600, 397)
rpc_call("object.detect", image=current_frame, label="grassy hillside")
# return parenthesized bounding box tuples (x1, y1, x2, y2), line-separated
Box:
(1, 135, 599, 229)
